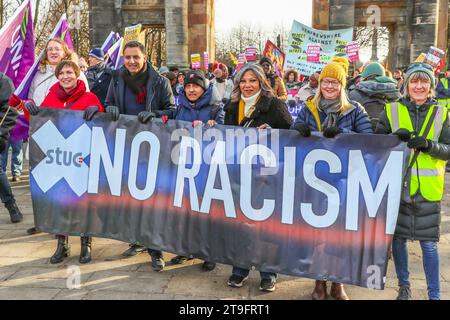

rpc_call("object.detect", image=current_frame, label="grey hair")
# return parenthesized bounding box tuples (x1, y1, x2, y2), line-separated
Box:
(403, 71, 435, 99)
(231, 64, 275, 102)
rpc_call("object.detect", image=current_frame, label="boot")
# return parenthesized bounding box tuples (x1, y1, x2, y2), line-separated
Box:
(330, 282, 349, 300)
(79, 236, 92, 264)
(50, 235, 70, 264)
(311, 280, 327, 300)
(6, 202, 23, 223)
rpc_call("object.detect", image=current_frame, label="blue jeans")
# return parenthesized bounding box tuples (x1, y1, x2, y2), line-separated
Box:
(392, 238, 440, 300)
(1, 139, 23, 177)
(0, 165, 15, 207)
(232, 266, 277, 281)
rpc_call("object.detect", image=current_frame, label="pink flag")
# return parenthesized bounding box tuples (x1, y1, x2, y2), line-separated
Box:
(306, 44, 321, 63)
(0, 0, 35, 88)
(346, 41, 360, 63)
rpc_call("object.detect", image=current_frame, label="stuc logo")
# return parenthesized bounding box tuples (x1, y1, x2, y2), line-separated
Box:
(31, 121, 92, 196)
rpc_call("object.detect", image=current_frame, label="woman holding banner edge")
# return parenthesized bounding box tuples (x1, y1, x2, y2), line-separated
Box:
(375, 62, 450, 300)
(223, 63, 292, 292)
(21, 37, 90, 236)
(23, 60, 104, 264)
(291, 57, 373, 300)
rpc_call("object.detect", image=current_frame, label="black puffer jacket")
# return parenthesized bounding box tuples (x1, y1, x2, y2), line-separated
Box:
(85, 62, 113, 106)
(376, 97, 450, 241)
(349, 79, 401, 130)
(0, 73, 19, 152)
(224, 95, 292, 129)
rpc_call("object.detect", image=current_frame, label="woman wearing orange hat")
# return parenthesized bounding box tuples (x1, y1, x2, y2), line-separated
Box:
(291, 57, 373, 300)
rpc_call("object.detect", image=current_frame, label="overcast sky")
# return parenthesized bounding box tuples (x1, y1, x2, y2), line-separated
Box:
(215, 0, 312, 34)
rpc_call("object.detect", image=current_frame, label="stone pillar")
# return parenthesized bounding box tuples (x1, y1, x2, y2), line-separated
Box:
(188, 0, 215, 65)
(436, 0, 449, 51)
(88, 0, 121, 48)
(165, 0, 189, 68)
(312, 0, 330, 30)
(410, 0, 438, 62)
(329, 0, 355, 30)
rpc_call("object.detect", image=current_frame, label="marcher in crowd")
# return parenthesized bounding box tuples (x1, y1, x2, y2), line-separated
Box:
(167, 70, 224, 271)
(176, 71, 186, 96)
(78, 57, 88, 73)
(26, 37, 89, 235)
(0, 135, 23, 182)
(23, 60, 104, 264)
(0, 72, 23, 223)
(104, 41, 175, 270)
(292, 57, 373, 300)
(259, 56, 287, 102)
(349, 62, 401, 130)
(86, 48, 113, 106)
(224, 63, 292, 292)
(393, 69, 404, 90)
(376, 62, 450, 300)
(295, 72, 319, 104)
(210, 62, 233, 106)
(283, 69, 302, 93)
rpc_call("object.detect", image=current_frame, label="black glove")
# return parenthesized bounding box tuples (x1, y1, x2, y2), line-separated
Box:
(221, 98, 230, 105)
(137, 111, 156, 124)
(105, 105, 120, 121)
(323, 126, 343, 138)
(24, 100, 41, 115)
(0, 138, 7, 153)
(83, 106, 99, 121)
(393, 128, 412, 142)
(407, 136, 431, 152)
(294, 123, 311, 137)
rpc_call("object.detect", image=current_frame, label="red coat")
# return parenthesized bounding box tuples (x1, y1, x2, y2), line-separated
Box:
(24, 80, 104, 121)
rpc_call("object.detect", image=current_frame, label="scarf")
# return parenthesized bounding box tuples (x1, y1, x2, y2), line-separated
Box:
(318, 98, 341, 131)
(56, 80, 83, 102)
(122, 64, 149, 104)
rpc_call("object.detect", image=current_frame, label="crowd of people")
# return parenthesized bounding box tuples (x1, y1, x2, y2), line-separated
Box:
(1, 37, 450, 300)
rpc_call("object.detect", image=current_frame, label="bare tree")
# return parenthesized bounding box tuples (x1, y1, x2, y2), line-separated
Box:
(355, 26, 389, 62)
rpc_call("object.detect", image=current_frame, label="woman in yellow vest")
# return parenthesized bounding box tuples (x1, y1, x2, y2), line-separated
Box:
(376, 62, 450, 300)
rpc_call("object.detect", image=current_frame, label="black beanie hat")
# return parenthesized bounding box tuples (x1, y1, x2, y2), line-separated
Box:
(184, 70, 208, 90)
(259, 56, 273, 67)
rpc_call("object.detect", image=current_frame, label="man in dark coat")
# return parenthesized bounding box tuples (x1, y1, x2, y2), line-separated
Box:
(104, 41, 175, 271)
(0, 72, 23, 223)
(86, 48, 113, 106)
(349, 62, 401, 130)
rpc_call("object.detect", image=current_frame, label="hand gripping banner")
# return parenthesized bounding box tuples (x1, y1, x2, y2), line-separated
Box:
(29, 109, 410, 289)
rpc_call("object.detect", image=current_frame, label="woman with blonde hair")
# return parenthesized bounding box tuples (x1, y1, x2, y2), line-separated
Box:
(224, 63, 292, 292)
(291, 57, 372, 300)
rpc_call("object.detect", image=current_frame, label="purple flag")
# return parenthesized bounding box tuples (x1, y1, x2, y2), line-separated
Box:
(0, 0, 35, 88)
(105, 37, 124, 70)
(101, 31, 120, 53)
(12, 14, 74, 142)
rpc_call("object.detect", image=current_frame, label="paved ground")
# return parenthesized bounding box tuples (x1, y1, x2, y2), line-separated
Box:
(0, 149, 449, 300)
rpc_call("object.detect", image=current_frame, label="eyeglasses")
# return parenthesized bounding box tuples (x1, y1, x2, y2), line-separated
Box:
(321, 80, 340, 87)
(47, 47, 63, 52)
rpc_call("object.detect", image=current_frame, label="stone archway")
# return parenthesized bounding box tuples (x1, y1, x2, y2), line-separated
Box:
(312, 0, 450, 69)
(88, 0, 215, 68)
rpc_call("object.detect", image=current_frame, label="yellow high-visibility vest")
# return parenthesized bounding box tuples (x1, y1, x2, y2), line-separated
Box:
(386, 102, 448, 201)
(438, 78, 450, 110)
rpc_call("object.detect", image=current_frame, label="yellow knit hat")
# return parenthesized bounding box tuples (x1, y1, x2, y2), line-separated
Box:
(319, 57, 350, 87)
